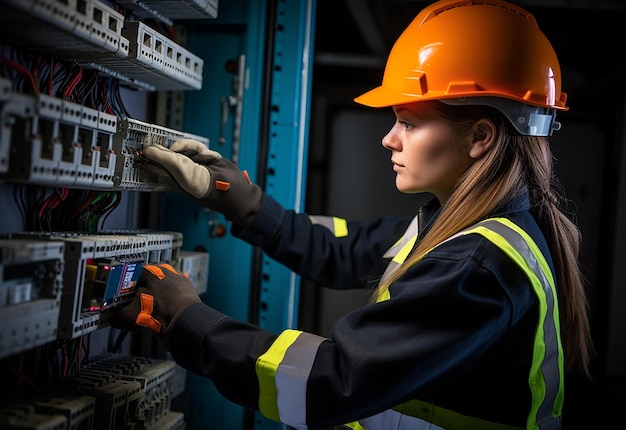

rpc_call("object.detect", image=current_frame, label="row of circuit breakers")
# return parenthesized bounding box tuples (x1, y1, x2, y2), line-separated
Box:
(1, 0, 216, 91)
(1, 353, 188, 430)
(0, 232, 210, 360)
(0, 76, 210, 190)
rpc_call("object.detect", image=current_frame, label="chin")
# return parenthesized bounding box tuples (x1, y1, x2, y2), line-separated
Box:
(395, 180, 418, 194)
(396, 186, 425, 195)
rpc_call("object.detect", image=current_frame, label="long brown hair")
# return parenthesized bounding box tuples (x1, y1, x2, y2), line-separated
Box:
(374, 101, 593, 377)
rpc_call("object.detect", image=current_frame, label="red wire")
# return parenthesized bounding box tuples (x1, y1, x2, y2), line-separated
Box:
(64, 66, 83, 98)
(37, 188, 68, 218)
(76, 190, 97, 213)
(0, 55, 39, 94)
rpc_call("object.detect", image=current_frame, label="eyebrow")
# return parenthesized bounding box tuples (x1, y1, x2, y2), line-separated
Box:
(395, 107, 409, 114)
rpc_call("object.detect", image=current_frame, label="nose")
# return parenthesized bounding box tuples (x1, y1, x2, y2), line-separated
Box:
(382, 126, 400, 151)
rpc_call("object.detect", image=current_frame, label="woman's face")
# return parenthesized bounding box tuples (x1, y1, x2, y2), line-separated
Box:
(382, 102, 475, 203)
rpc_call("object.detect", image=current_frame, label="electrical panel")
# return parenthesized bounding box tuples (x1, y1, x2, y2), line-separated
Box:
(1, 0, 314, 428)
(0, 0, 214, 428)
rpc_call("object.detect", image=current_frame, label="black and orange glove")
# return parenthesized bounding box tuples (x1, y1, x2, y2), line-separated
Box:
(109, 263, 200, 349)
(140, 139, 263, 227)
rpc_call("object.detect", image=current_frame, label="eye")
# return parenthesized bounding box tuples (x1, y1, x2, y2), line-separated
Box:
(398, 120, 413, 130)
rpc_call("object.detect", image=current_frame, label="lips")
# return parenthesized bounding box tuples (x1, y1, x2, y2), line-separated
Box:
(391, 160, 404, 171)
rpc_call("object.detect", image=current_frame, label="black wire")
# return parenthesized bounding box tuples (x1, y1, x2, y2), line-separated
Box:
(113, 79, 131, 117)
(60, 191, 78, 231)
(74, 69, 99, 107)
(52, 62, 71, 97)
(99, 191, 122, 231)
(12, 185, 27, 229)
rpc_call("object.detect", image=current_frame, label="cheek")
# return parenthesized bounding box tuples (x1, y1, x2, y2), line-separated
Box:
(404, 135, 470, 183)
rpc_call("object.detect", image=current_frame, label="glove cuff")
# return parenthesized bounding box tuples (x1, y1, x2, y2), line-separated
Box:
(162, 302, 196, 350)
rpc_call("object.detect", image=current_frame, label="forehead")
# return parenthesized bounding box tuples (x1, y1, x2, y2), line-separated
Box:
(393, 102, 439, 118)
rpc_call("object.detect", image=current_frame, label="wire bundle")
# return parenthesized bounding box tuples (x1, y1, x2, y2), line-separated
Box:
(0, 41, 130, 116)
(13, 185, 122, 233)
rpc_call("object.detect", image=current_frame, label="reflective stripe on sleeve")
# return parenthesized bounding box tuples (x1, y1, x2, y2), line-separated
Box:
(309, 215, 349, 237)
(256, 329, 327, 428)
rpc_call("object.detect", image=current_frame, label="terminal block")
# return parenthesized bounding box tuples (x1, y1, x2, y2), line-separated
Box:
(88, 355, 179, 429)
(0, 1, 207, 91)
(113, 117, 209, 190)
(96, 20, 204, 90)
(0, 239, 64, 359)
(0, 0, 129, 60)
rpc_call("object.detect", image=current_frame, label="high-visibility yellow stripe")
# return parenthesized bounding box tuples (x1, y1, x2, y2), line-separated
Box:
(392, 236, 417, 264)
(468, 226, 551, 424)
(308, 215, 349, 237)
(256, 329, 302, 421)
(333, 217, 348, 237)
(492, 218, 555, 286)
(344, 421, 367, 430)
(461, 219, 564, 425)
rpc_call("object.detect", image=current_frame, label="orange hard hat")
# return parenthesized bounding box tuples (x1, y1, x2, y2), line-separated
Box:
(354, 0, 568, 111)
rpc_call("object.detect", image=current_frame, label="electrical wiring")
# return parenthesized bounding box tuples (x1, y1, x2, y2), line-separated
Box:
(16, 188, 126, 234)
(99, 191, 123, 230)
(20, 189, 124, 233)
(46, 188, 81, 231)
(108, 77, 129, 117)
(4, 353, 36, 390)
(13, 185, 48, 231)
(98, 77, 115, 115)
(0, 53, 39, 95)
(106, 76, 122, 116)
(63, 337, 85, 379)
(64, 190, 119, 233)
(0, 44, 26, 92)
(62, 65, 83, 99)
(48, 58, 58, 96)
(72, 69, 99, 107)
(36, 188, 69, 232)
(12, 185, 28, 229)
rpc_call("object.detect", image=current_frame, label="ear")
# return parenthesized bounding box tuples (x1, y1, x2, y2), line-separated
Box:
(468, 118, 496, 159)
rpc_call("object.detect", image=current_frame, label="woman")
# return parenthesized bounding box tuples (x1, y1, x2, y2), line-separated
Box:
(111, 1, 592, 428)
